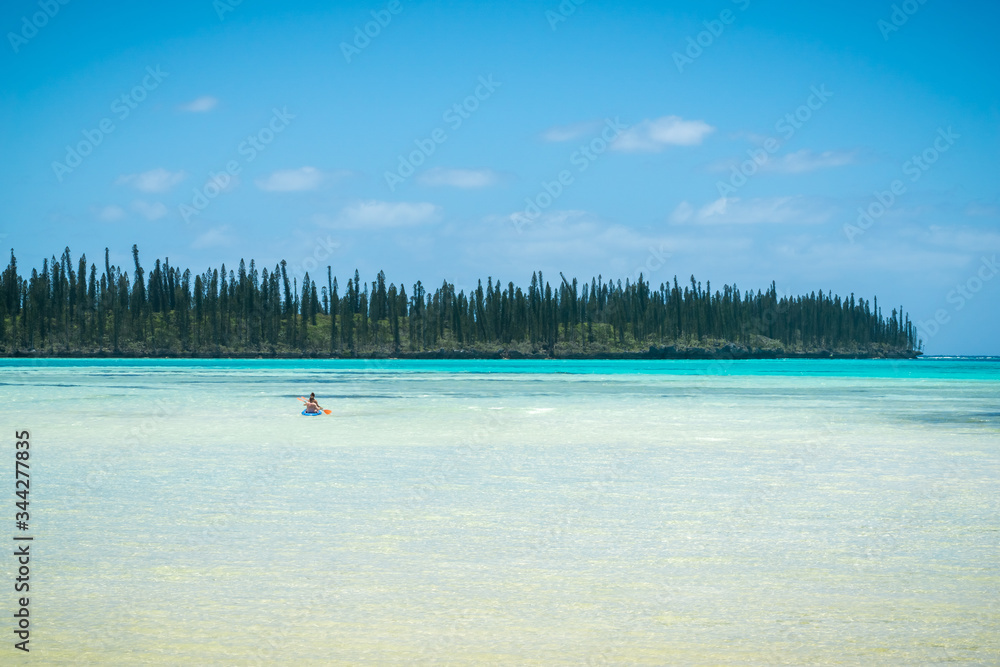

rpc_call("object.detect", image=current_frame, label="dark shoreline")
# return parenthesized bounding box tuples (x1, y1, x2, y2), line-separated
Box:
(3, 346, 923, 361)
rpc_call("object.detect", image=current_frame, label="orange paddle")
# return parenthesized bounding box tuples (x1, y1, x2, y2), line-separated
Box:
(297, 396, 331, 415)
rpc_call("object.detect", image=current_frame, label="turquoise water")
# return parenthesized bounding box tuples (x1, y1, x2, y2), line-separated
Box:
(3, 356, 998, 377)
(1, 359, 997, 664)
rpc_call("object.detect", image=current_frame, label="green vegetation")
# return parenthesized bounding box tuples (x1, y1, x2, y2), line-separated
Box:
(0, 246, 920, 358)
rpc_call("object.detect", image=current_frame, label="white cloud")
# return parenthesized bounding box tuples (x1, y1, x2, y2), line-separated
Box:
(612, 116, 714, 152)
(709, 149, 858, 174)
(492, 209, 590, 231)
(670, 201, 695, 223)
(917, 225, 1000, 253)
(700, 197, 730, 218)
(417, 167, 500, 189)
(179, 96, 218, 112)
(192, 226, 235, 249)
(964, 202, 999, 218)
(255, 167, 329, 192)
(95, 205, 126, 222)
(472, 209, 697, 284)
(762, 149, 857, 173)
(540, 120, 604, 143)
(322, 200, 442, 229)
(132, 200, 168, 221)
(671, 196, 834, 225)
(116, 168, 187, 193)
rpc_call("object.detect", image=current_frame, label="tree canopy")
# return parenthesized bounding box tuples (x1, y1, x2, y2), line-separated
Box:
(0, 246, 920, 357)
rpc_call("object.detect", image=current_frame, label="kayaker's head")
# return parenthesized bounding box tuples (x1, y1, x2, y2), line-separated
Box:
(309, 392, 316, 400)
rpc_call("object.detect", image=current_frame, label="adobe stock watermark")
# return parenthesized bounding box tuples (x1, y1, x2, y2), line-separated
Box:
(878, 0, 930, 41)
(179, 107, 295, 223)
(511, 118, 628, 233)
(629, 245, 672, 286)
(51, 66, 168, 183)
(383, 75, 501, 191)
(916, 255, 997, 343)
(287, 236, 339, 278)
(843, 126, 958, 243)
(715, 84, 833, 198)
(546, 0, 586, 31)
(7, 0, 71, 53)
(673, 0, 751, 73)
(340, 0, 403, 63)
(214, 0, 243, 21)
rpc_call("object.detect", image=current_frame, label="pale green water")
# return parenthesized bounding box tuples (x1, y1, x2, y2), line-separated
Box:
(1, 359, 998, 665)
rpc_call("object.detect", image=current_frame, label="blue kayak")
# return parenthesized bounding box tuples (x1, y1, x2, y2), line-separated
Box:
(301, 410, 323, 416)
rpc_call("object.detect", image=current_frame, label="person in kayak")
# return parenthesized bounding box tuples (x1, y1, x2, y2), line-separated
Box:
(304, 392, 323, 414)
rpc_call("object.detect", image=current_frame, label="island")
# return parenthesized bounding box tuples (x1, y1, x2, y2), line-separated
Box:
(0, 246, 921, 359)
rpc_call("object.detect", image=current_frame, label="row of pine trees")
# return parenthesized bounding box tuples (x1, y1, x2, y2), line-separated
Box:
(0, 246, 919, 356)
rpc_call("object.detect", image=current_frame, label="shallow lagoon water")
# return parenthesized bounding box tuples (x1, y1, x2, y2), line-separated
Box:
(1, 359, 998, 664)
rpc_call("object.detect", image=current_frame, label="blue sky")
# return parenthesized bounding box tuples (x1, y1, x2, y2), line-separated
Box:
(1, 0, 997, 354)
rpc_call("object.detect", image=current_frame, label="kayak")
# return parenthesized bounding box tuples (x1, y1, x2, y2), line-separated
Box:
(301, 410, 323, 416)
